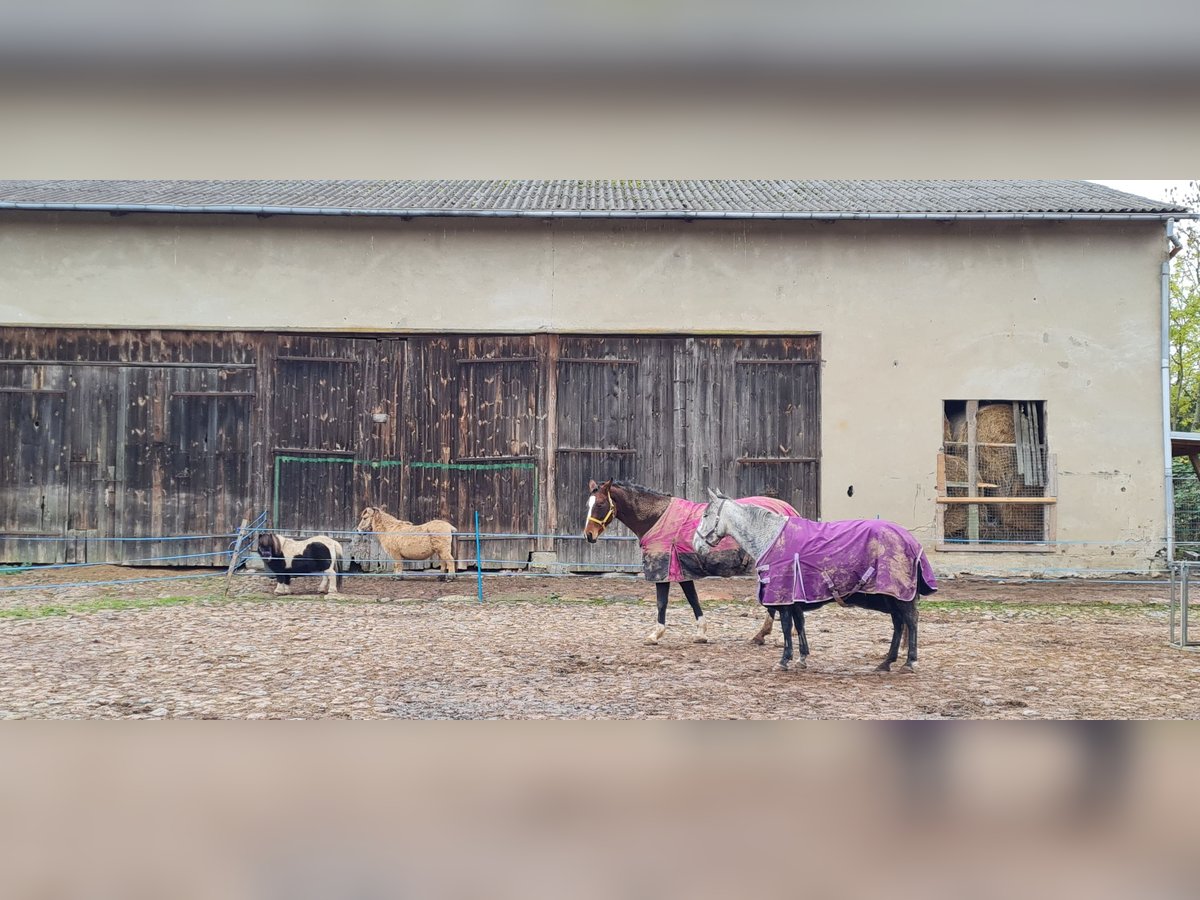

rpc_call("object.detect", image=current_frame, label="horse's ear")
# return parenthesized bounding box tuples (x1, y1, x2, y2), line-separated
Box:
(601, 478, 613, 491)
(707, 487, 720, 501)
(588, 479, 598, 492)
(714, 488, 730, 500)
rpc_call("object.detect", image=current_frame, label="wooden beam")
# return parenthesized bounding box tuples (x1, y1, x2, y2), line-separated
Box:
(936, 496, 1057, 504)
(966, 400, 979, 542)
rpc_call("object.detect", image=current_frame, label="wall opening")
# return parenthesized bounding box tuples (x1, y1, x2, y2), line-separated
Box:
(938, 400, 1057, 551)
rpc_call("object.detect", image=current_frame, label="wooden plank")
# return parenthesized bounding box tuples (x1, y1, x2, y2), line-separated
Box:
(936, 497, 1057, 504)
(455, 357, 538, 365)
(936, 542, 1057, 553)
(1045, 452, 1058, 543)
(733, 358, 820, 366)
(0, 360, 255, 369)
(557, 357, 638, 366)
(966, 400, 979, 542)
(935, 451, 946, 543)
(274, 356, 356, 364)
(736, 456, 819, 464)
(170, 391, 256, 398)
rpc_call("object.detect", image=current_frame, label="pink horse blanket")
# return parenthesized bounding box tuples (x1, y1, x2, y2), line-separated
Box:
(755, 517, 937, 606)
(639, 496, 798, 583)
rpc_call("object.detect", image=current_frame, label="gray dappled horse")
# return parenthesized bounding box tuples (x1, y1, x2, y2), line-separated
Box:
(693, 489, 935, 673)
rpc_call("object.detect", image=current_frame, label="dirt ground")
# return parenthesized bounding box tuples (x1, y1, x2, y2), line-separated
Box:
(0, 566, 1196, 719)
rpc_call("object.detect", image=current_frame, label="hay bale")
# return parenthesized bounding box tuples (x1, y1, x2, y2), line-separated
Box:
(943, 454, 968, 539)
(976, 403, 1016, 485)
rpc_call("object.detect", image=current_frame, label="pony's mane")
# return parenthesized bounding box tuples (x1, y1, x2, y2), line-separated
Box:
(364, 507, 413, 526)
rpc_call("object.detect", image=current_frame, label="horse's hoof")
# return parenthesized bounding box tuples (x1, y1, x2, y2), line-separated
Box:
(751, 636, 766, 646)
(645, 625, 666, 645)
(775, 663, 790, 673)
(797, 657, 808, 670)
(899, 662, 917, 674)
(875, 661, 892, 673)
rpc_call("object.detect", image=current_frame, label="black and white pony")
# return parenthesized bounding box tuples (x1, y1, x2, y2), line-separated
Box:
(256, 533, 346, 596)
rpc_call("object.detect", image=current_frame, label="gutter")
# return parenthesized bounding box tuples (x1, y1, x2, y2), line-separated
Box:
(0, 201, 1193, 221)
(1165, 218, 1179, 562)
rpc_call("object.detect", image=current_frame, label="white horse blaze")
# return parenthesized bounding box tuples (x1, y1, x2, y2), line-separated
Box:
(585, 495, 596, 530)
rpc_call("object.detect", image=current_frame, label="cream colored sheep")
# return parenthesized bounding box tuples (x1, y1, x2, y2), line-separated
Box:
(356, 506, 458, 580)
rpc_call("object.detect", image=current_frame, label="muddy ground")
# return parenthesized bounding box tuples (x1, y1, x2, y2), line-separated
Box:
(0, 566, 1196, 719)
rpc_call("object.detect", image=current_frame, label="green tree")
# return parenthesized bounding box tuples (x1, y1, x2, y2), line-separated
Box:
(1170, 181, 1200, 432)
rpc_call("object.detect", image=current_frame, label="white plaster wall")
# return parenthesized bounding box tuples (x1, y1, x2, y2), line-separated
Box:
(0, 212, 1168, 572)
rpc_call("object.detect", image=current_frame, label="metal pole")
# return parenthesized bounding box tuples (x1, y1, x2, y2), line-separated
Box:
(1183, 563, 1191, 647)
(474, 510, 484, 603)
(1170, 562, 1178, 646)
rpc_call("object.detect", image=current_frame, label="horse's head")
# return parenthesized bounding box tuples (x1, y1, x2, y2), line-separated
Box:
(693, 488, 732, 552)
(584, 479, 616, 543)
(356, 507, 377, 533)
(257, 532, 280, 559)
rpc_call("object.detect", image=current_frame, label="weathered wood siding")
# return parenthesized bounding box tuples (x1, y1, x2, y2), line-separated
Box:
(0, 328, 820, 570)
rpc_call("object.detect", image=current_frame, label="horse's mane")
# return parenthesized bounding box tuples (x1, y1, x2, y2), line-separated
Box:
(610, 480, 672, 499)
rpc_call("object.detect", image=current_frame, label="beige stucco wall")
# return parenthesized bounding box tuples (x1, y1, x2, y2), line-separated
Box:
(0, 211, 1169, 574)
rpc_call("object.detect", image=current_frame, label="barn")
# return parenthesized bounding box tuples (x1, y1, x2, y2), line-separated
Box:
(0, 179, 1187, 576)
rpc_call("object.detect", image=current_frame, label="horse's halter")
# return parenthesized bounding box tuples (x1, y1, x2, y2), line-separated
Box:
(588, 492, 617, 534)
(697, 498, 726, 547)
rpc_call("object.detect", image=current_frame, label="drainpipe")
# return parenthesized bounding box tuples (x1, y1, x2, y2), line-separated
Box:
(1164, 218, 1178, 562)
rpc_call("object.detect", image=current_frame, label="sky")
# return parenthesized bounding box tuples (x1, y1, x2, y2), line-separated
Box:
(1091, 180, 1195, 204)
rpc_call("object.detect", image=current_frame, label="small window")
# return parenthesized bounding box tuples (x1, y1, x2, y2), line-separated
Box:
(938, 401, 1057, 551)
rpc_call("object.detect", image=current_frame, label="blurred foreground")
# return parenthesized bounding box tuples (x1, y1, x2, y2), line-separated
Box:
(1, 725, 1197, 899)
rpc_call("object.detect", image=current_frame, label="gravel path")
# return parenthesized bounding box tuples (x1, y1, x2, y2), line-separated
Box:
(0, 569, 1196, 719)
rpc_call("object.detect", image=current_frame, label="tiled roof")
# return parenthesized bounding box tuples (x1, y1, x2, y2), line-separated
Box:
(0, 180, 1188, 219)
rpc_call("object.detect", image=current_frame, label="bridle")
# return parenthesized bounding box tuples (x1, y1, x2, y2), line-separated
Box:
(696, 498, 726, 547)
(588, 492, 617, 534)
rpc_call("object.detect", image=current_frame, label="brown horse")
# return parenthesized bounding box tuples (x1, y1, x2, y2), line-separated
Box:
(584, 479, 800, 645)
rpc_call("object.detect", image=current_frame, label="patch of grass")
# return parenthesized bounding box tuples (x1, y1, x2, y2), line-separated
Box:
(0, 594, 207, 620)
(919, 599, 1162, 615)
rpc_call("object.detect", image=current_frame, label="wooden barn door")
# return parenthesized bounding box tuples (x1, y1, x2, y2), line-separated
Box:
(0, 364, 70, 564)
(267, 336, 401, 536)
(552, 337, 676, 571)
(728, 338, 821, 518)
(106, 363, 256, 565)
(675, 336, 819, 518)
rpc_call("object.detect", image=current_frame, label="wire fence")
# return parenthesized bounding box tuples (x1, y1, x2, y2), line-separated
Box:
(0, 509, 1181, 597)
(1172, 458, 1200, 559)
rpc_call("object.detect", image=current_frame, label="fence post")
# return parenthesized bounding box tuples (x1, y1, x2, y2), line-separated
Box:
(224, 517, 250, 598)
(474, 510, 484, 603)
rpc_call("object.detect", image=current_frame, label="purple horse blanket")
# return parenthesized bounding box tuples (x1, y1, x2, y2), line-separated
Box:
(756, 517, 937, 606)
(640, 496, 798, 583)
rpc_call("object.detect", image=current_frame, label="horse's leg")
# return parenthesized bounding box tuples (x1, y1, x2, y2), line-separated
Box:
(751, 607, 775, 645)
(444, 539, 457, 581)
(324, 565, 339, 597)
(877, 608, 903, 673)
(899, 601, 919, 673)
(794, 608, 809, 669)
(273, 574, 291, 596)
(646, 582, 670, 644)
(777, 606, 794, 672)
(680, 580, 708, 643)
